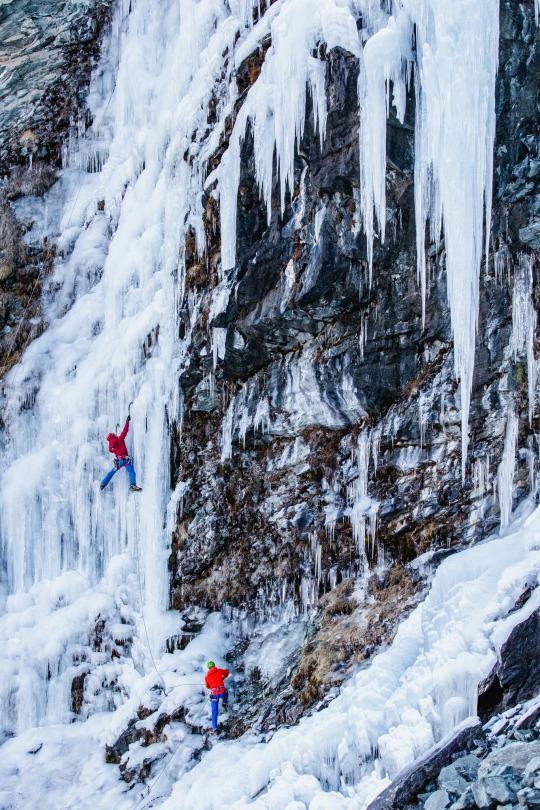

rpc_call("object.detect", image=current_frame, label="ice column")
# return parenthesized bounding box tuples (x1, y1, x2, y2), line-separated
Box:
(511, 254, 537, 424)
(497, 405, 519, 530)
(410, 0, 499, 474)
(359, 0, 499, 474)
(348, 430, 378, 552)
(0, 0, 252, 730)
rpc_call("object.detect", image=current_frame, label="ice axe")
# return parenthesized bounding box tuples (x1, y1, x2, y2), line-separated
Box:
(115, 403, 133, 433)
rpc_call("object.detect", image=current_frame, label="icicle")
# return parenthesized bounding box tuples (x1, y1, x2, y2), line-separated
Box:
(323, 477, 340, 541)
(359, 1, 499, 475)
(220, 0, 361, 270)
(494, 243, 511, 285)
(510, 254, 537, 425)
(497, 405, 519, 530)
(221, 397, 235, 462)
(254, 396, 270, 434)
(410, 0, 500, 476)
(358, 11, 412, 280)
(418, 392, 427, 450)
(347, 430, 378, 553)
(229, 0, 258, 28)
(310, 533, 322, 590)
(471, 455, 490, 499)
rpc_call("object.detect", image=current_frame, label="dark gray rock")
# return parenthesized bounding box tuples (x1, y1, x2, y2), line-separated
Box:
(517, 786, 540, 806)
(438, 764, 469, 796)
(425, 789, 451, 810)
(452, 754, 481, 782)
(474, 767, 520, 805)
(449, 788, 477, 810)
(478, 610, 540, 720)
(514, 699, 540, 734)
(524, 756, 540, 787)
(0, 0, 113, 170)
(471, 780, 493, 809)
(478, 742, 540, 778)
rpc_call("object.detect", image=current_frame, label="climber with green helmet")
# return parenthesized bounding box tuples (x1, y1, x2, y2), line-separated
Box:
(205, 660, 229, 733)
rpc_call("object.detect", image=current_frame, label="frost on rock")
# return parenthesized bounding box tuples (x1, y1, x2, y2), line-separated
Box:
(220, 346, 368, 461)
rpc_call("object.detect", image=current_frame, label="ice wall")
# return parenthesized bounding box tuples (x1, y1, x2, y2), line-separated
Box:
(0, 0, 254, 735)
(0, 0, 513, 615)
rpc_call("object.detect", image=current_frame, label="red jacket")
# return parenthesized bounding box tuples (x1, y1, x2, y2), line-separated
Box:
(106, 419, 130, 459)
(205, 666, 229, 695)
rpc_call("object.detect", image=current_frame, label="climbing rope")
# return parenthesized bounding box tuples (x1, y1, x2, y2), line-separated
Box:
(132, 524, 169, 694)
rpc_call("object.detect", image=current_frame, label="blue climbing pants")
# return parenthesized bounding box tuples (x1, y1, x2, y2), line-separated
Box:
(210, 689, 228, 731)
(101, 457, 137, 488)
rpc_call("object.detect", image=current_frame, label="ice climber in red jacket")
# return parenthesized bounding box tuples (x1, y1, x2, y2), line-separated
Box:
(205, 661, 229, 732)
(100, 415, 142, 492)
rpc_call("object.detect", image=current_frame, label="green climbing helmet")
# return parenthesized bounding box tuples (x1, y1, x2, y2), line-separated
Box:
(207, 660, 215, 669)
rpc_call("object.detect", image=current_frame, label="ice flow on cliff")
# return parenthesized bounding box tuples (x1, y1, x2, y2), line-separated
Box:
(0, 0, 536, 808)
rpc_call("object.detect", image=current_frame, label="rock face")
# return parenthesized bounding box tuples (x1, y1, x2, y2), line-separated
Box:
(0, 0, 112, 382)
(478, 607, 540, 720)
(0, 0, 112, 171)
(167, 0, 539, 708)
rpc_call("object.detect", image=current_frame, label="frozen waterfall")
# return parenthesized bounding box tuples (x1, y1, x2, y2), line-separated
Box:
(0, 0, 537, 808)
(0, 0, 250, 737)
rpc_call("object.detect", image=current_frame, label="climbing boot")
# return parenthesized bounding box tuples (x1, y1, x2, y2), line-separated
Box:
(129, 485, 142, 492)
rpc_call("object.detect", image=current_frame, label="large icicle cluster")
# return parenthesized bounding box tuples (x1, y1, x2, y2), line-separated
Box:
(359, 0, 499, 471)
(218, 0, 361, 271)
(219, 0, 500, 473)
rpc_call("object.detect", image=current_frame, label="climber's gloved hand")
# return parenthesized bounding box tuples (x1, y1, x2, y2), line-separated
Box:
(126, 414, 131, 422)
